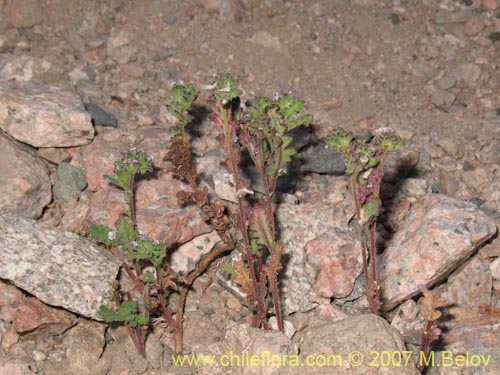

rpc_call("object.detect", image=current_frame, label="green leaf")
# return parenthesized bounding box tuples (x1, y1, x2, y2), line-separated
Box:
(89, 224, 115, 245)
(326, 130, 353, 154)
(362, 199, 380, 220)
(127, 239, 167, 268)
(215, 74, 242, 104)
(381, 135, 404, 151)
(280, 134, 296, 163)
(288, 113, 314, 130)
(115, 215, 139, 253)
(247, 97, 271, 120)
(219, 262, 235, 277)
(140, 271, 157, 283)
(99, 302, 149, 328)
(276, 94, 304, 120)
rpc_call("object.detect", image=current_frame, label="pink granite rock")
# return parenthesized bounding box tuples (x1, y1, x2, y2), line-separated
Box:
(0, 133, 51, 219)
(295, 314, 419, 375)
(305, 228, 362, 298)
(0, 81, 94, 148)
(85, 170, 211, 245)
(3, 0, 43, 28)
(378, 194, 497, 311)
(440, 317, 500, 368)
(0, 213, 120, 320)
(433, 255, 492, 328)
(478, 0, 500, 11)
(11, 297, 76, 340)
(464, 16, 485, 37)
(277, 177, 354, 313)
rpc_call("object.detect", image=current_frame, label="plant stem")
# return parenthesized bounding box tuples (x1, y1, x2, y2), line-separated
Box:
(219, 106, 266, 328)
(417, 320, 435, 373)
(268, 274, 283, 331)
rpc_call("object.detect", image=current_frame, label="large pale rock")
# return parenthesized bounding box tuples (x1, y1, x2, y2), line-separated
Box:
(277, 177, 354, 313)
(0, 133, 51, 219)
(305, 228, 362, 298)
(0, 81, 94, 147)
(378, 194, 497, 311)
(433, 255, 492, 328)
(0, 213, 120, 320)
(197, 322, 298, 375)
(85, 171, 211, 245)
(292, 314, 419, 374)
(428, 317, 500, 375)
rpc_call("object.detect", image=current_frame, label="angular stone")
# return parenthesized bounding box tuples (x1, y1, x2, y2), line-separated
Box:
(294, 314, 419, 375)
(65, 322, 110, 375)
(4, 0, 42, 28)
(52, 162, 87, 202)
(0, 133, 51, 219)
(250, 30, 284, 52)
(378, 194, 497, 311)
(0, 213, 120, 320)
(0, 54, 53, 82)
(202, 322, 297, 375)
(85, 171, 211, 245)
(433, 256, 492, 328)
(0, 361, 35, 375)
(170, 230, 222, 275)
(0, 81, 94, 148)
(491, 257, 500, 280)
(479, 0, 500, 11)
(427, 86, 456, 110)
(305, 228, 362, 298)
(428, 317, 500, 375)
(11, 297, 77, 340)
(390, 299, 425, 345)
(37, 147, 70, 164)
(300, 142, 346, 175)
(84, 102, 118, 127)
(453, 63, 482, 88)
(464, 16, 485, 37)
(0, 280, 23, 322)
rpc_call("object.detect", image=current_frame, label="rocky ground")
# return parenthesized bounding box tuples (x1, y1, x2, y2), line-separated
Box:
(0, 0, 499, 374)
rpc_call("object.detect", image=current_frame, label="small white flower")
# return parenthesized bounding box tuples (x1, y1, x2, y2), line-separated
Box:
(171, 80, 185, 87)
(107, 231, 116, 241)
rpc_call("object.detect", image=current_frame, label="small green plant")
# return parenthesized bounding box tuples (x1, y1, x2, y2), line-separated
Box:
(326, 128, 403, 314)
(166, 75, 313, 331)
(90, 148, 183, 356)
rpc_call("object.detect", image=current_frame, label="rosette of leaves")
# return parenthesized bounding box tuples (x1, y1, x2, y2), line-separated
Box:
(167, 83, 198, 141)
(104, 149, 153, 209)
(100, 301, 148, 328)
